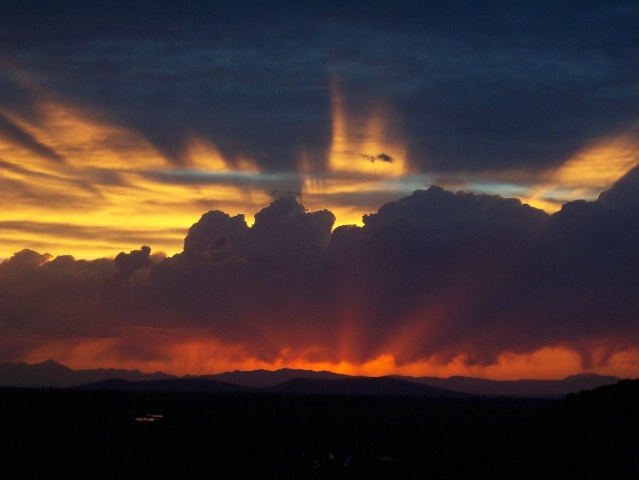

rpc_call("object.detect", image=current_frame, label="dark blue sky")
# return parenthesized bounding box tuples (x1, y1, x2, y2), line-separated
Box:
(2, 0, 636, 171)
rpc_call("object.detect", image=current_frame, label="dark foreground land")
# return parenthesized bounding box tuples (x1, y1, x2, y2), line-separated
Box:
(1, 380, 637, 479)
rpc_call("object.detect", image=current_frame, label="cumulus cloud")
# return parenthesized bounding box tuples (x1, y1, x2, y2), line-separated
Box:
(1, 176, 636, 375)
(0, 250, 114, 341)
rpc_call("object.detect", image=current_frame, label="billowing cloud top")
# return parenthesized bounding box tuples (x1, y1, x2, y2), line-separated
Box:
(1, 170, 636, 379)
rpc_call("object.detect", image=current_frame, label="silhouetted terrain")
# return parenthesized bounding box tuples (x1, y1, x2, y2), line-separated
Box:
(502, 379, 638, 479)
(0, 359, 175, 388)
(0, 360, 623, 396)
(2, 380, 636, 479)
(203, 367, 351, 387)
(263, 376, 467, 397)
(75, 376, 464, 397)
(397, 372, 623, 396)
(75, 378, 257, 394)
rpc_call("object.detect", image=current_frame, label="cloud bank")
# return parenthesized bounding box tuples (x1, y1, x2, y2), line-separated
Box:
(1, 170, 636, 378)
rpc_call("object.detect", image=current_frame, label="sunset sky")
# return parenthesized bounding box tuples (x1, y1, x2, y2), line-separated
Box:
(1, 1, 637, 380)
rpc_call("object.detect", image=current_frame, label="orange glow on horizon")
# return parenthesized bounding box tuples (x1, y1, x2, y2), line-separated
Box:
(16, 331, 638, 381)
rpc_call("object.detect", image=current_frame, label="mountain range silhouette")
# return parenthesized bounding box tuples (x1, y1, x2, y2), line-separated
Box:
(0, 359, 624, 397)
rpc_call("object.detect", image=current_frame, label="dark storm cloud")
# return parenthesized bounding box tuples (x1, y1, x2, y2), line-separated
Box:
(0, 249, 114, 336)
(146, 172, 639, 366)
(2, 173, 636, 367)
(1, 1, 635, 174)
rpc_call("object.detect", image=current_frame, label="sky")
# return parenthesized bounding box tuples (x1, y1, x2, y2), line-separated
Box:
(0, 1, 637, 379)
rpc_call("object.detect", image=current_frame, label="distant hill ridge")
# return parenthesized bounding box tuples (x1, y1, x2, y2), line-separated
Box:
(75, 377, 257, 393)
(394, 372, 623, 397)
(0, 359, 624, 397)
(263, 376, 467, 397)
(197, 367, 351, 388)
(73, 375, 463, 397)
(0, 359, 176, 388)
